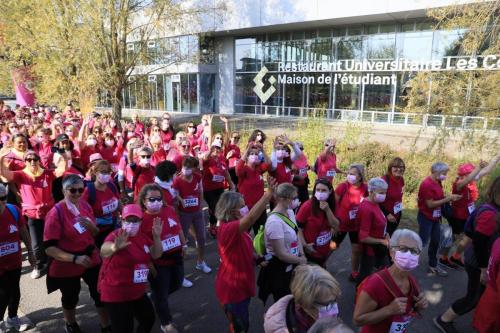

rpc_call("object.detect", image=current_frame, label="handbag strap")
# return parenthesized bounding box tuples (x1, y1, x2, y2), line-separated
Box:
(272, 212, 298, 233)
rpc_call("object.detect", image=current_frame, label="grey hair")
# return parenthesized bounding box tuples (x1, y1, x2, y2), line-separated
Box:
(62, 174, 84, 191)
(368, 177, 388, 192)
(0, 183, 7, 196)
(308, 318, 355, 333)
(390, 229, 423, 252)
(138, 146, 153, 155)
(275, 183, 297, 199)
(215, 191, 244, 222)
(348, 163, 365, 182)
(431, 162, 449, 174)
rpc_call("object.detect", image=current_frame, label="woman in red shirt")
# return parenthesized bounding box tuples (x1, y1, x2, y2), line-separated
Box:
(354, 229, 428, 333)
(99, 204, 163, 333)
(292, 141, 310, 205)
(215, 177, 276, 333)
(127, 146, 156, 200)
(297, 178, 339, 267)
(138, 184, 186, 333)
(43, 174, 109, 333)
(2, 134, 29, 205)
(314, 138, 343, 184)
(417, 162, 461, 277)
(333, 163, 368, 282)
(358, 178, 390, 285)
(236, 143, 270, 234)
(379, 158, 405, 237)
(154, 160, 178, 207)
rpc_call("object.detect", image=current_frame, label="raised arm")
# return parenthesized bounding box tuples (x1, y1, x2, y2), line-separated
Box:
(0, 154, 14, 182)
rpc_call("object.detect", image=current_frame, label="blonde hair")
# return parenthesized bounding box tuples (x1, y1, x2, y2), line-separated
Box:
(215, 191, 243, 222)
(275, 183, 297, 199)
(291, 265, 341, 313)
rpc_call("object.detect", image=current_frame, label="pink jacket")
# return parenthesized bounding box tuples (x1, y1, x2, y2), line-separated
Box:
(264, 295, 293, 333)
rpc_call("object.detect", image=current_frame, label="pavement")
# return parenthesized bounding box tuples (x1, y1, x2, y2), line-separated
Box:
(10, 222, 475, 333)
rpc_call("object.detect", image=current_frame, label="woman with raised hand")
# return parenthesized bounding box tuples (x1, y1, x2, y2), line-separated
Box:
(314, 138, 343, 184)
(292, 141, 310, 205)
(379, 157, 406, 237)
(215, 177, 276, 333)
(99, 204, 163, 333)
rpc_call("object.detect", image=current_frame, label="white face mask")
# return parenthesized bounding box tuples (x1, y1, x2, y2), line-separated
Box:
(86, 139, 97, 146)
(182, 168, 192, 176)
(374, 193, 386, 203)
(276, 149, 286, 159)
(97, 173, 111, 184)
(146, 200, 163, 213)
(139, 157, 151, 167)
(248, 154, 259, 164)
(163, 143, 170, 151)
(105, 140, 115, 147)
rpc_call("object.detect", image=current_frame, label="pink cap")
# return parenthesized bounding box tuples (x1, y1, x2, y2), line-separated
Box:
(88, 153, 103, 166)
(122, 204, 143, 219)
(458, 163, 475, 176)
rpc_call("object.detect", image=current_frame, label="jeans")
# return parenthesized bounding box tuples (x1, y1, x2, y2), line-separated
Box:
(417, 212, 441, 268)
(149, 263, 183, 326)
(0, 268, 21, 319)
(27, 218, 47, 269)
(223, 298, 251, 333)
(105, 295, 155, 333)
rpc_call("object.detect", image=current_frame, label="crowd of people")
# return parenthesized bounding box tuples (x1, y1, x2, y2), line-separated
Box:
(0, 100, 499, 333)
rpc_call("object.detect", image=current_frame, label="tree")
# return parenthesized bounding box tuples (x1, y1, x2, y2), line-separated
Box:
(402, 1, 499, 119)
(0, 0, 226, 123)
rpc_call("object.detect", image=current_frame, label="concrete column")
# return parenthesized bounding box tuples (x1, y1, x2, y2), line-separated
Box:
(216, 36, 235, 114)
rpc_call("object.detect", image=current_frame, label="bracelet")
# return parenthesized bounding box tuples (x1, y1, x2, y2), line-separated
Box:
(72, 255, 78, 264)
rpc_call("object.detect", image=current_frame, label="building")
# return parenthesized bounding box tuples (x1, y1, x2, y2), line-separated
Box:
(100, 0, 499, 128)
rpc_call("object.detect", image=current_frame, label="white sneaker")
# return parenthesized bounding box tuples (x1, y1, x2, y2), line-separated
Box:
(6, 316, 30, 331)
(161, 323, 179, 333)
(30, 268, 41, 279)
(182, 278, 193, 288)
(429, 265, 448, 277)
(195, 261, 212, 274)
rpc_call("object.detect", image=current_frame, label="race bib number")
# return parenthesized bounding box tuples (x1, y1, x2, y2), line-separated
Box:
(133, 265, 149, 284)
(316, 232, 332, 246)
(467, 203, 475, 214)
(102, 199, 119, 215)
(432, 208, 441, 218)
(162, 235, 181, 252)
(0, 242, 19, 257)
(394, 202, 403, 214)
(212, 174, 225, 182)
(349, 208, 358, 220)
(73, 221, 87, 234)
(326, 170, 336, 178)
(299, 168, 308, 176)
(183, 197, 198, 207)
(290, 241, 299, 256)
(389, 316, 411, 333)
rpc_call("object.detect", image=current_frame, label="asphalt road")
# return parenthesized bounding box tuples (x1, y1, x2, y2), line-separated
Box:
(14, 229, 474, 333)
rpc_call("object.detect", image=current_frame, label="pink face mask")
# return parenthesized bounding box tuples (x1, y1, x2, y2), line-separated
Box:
(239, 205, 249, 217)
(248, 154, 259, 164)
(346, 174, 357, 184)
(394, 250, 419, 271)
(122, 222, 140, 236)
(276, 150, 286, 159)
(374, 193, 386, 203)
(314, 192, 329, 201)
(97, 173, 111, 184)
(317, 302, 339, 319)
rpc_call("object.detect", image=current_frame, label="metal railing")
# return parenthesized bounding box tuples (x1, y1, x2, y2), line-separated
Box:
(234, 104, 500, 130)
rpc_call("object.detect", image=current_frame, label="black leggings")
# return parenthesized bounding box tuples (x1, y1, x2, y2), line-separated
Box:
(105, 295, 155, 333)
(229, 168, 238, 188)
(204, 188, 224, 227)
(28, 218, 47, 269)
(451, 264, 485, 315)
(0, 268, 21, 319)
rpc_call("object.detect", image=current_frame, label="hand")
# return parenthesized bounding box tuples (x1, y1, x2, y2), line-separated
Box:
(27, 251, 36, 268)
(297, 256, 307, 265)
(281, 134, 292, 145)
(113, 230, 131, 252)
(380, 238, 389, 247)
(414, 292, 428, 311)
(480, 268, 488, 285)
(75, 255, 92, 268)
(229, 183, 236, 191)
(266, 176, 277, 195)
(78, 217, 95, 232)
(449, 194, 462, 202)
(152, 217, 163, 239)
(226, 150, 234, 159)
(387, 297, 407, 315)
(220, 116, 228, 123)
(387, 214, 397, 223)
(319, 201, 330, 211)
(206, 115, 213, 124)
(303, 243, 316, 254)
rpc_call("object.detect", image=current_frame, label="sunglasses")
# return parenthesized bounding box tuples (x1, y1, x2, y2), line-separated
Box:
(232, 136, 240, 140)
(25, 158, 39, 163)
(181, 145, 190, 148)
(146, 197, 162, 203)
(0, 195, 7, 201)
(140, 155, 152, 159)
(68, 188, 84, 194)
(188, 125, 195, 128)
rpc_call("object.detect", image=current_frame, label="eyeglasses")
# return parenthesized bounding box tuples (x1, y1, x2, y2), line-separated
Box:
(391, 245, 421, 255)
(68, 188, 84, 194)
(140, 155, 152, 159)
(181, 145, 190, 148)
(0, 195, 7, 201)
(146, 197, 162, 203)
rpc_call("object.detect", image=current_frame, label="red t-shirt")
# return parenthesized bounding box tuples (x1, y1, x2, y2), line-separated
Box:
(417, 176, 444, 221)
(487, 238, 500, 291)
(358, 199, 388, 256)
(80, 146, 100, 170)
(236, 160, 268, 208)
(475, 209, 497, 237)
(98, 229, 153, 302)
(43, 201, 101, 278)
(160, 130, 174, 144)
(160, 187, 176, 207)
(0, 205, 26, 275)
(141, 206, 183, 266)
(296, 199, 332, 259)
(81, 184, 120, 223)
(33, 142, 54, 169)
(173, 173, 202, 213)
(202, 156, 228, 191)
(215, 220, 255, 304)
(335, 182, 369, 232)
(292, 155, 309, 186)
(151, 149, 167, 167)
(315, 153, 341, 183)
(451, 180, 478, 220)
(273, 162, 293, 185)
(13, 170, 56, 219)
(225, 144, 241, 169)
(100, 145, 123, 167)
(359, 268, 419, 333)
(379, 175, 404, 219)
(129, 164, 156, 199)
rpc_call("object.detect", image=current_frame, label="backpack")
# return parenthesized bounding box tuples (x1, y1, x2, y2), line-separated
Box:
(464, 204, 497, 238)
(253, 212, 299, 256)
(6, 204, 19, 223)
(85, 181, 119, 206)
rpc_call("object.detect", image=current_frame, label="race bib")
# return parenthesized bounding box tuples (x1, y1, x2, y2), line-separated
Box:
(394, 202, 403, 214)
(42, 179, 48, 188)
(133, 264, 149, 284)
(389, 316, 412, 333)
(432, 208, 441, 218)
(290, 241, 299, 256)
(349, 208, 358, 220)
(212, 174, 225, 183)
(299, 168, 308, 176)
(0, 242, 19, 257)
(162, 235, 181, 252)
(73, 221, 87, 234)
(102, 199, 119, 215)
(467, 203, 475, 214)
(326, 170, 336, 178)
(183, 197, 198, 207)
(316, 231, 332, 246)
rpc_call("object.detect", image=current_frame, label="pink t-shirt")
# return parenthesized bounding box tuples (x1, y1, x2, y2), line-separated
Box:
(13, 170, 56, 219)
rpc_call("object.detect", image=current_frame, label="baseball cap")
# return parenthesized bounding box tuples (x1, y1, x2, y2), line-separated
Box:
(122, 204, 143, 219)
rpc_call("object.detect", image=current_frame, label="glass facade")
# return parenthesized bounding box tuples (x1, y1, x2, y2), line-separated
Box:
(234, 21, 468, 114)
